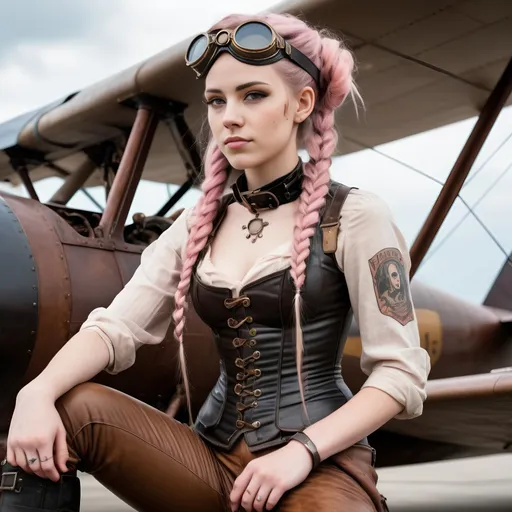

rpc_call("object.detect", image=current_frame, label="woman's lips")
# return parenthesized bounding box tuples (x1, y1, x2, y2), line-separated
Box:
(226, 140, 250, 149)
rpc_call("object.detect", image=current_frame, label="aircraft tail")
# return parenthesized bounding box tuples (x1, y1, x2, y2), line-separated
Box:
(484, 255, 512, 313)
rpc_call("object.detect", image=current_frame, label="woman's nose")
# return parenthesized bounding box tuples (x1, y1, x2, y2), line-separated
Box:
(222, 103, 244, 129)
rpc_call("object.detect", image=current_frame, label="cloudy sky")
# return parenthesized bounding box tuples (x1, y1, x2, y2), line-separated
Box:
(0, 0, 511, 305)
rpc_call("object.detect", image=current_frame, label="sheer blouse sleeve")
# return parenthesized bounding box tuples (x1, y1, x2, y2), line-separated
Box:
(335, 189, 431, 419)
(79, 208, 192, 375)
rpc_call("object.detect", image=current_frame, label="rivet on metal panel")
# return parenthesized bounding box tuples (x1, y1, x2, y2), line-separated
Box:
(32, 303, 37, 307)
(27, 350, 32, 354)
(30, 331, 36, 335)
(31, 267, 35, 271)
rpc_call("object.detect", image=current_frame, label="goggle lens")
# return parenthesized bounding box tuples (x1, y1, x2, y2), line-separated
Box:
(235, 22, 273, 50)
(187, 34, 208, 63)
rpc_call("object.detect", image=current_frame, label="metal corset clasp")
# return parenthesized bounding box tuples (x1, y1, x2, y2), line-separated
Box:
(225, 296, 262, 431)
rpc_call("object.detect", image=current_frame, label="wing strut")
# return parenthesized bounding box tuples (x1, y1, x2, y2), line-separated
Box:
(410, 58, 512, 278)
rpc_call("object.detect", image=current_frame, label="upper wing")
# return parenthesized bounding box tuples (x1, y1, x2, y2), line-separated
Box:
(1, 0, 510, 186)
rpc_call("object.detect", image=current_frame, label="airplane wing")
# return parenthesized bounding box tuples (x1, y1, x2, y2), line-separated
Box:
(383, 370, 512, 452)
(0, 0, 510, 187)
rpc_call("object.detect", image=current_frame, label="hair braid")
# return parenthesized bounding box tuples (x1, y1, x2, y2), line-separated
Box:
(290, 37, 355, 418)
(172, 141, 228, 423)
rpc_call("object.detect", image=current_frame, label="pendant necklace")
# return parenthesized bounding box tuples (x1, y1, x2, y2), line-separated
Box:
(231, 158, 304, 243)
(242, 212, 269, 243)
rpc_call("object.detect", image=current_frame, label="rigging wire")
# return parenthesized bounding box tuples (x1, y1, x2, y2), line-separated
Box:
(423, 160, 512, 264)
(343, 134, 512, 267)
(343, 136, 444, 186)
(463, 130, 512, 188)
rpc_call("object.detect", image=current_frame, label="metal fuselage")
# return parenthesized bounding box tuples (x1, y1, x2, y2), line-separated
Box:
(1, 191, 509, 465)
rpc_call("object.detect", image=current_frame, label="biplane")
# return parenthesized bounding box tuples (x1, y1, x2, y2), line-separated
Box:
(0, 0, 511, 468)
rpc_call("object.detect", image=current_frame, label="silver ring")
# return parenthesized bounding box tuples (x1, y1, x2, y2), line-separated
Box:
(256, 495, 262, 502)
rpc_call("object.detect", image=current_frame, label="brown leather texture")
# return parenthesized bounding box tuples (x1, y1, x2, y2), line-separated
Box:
(55, 382, 386, 512)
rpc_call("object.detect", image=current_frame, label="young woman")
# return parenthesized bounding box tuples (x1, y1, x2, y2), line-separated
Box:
(1, 12, 430, 512)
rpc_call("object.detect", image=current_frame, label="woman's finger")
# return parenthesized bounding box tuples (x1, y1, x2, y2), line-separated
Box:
(54, 427, 70, 474)
(38, 447, 59, 482)
(240, 478, 261, 512)
(25, 451, 45, 479)
(264, 486, 284, 511)
(253, 484, 272, 512)
(6, 444, 15, 466)
(230, 469, 254, 511)
(13, 447, 29, 472)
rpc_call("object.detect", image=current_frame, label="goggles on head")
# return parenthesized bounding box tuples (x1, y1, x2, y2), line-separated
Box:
(185, 20, 321, 85)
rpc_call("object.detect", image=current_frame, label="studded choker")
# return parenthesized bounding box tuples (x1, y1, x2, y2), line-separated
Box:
(231, 159, 304, 242)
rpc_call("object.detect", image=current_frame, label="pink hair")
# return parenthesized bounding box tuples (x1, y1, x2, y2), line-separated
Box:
(172, 12, 356, 423)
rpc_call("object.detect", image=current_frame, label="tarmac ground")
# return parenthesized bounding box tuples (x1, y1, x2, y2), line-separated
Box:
(78, 453, 512, 511)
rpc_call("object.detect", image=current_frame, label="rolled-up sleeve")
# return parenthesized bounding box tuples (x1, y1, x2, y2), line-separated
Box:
(80, 208, 191, 375)
(335, 189, 431, 419)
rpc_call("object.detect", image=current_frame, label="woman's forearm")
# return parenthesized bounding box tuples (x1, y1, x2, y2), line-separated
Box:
(302, 387, 404, 462)
(18, 330, 111, 402)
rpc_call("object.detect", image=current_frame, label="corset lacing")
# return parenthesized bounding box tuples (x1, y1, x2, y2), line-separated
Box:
(225, 295, 262, 431)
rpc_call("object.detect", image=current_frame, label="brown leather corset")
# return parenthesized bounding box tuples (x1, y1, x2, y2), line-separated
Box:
(190, 183, 358, 452)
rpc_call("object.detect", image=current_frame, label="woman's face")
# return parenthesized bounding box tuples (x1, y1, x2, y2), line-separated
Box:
(204, 53, 304, 171)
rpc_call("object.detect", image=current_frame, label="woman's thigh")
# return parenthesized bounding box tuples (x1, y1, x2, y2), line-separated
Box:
(276, 444, 385, 512)
(56, 382, 233, 512)
(276, 462, 376, 512)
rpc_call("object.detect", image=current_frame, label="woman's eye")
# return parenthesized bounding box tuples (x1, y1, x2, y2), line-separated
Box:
(245, 91, 267, 101)
(205, 97, 224, 106)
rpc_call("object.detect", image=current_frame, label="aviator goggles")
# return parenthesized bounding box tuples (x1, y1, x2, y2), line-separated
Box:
(185, 20, 321, 85)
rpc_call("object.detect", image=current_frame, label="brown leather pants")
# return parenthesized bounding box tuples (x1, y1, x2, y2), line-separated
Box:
(55, 382, 388, 512)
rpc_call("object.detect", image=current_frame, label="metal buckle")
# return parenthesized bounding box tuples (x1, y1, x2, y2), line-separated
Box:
(0, 472, 18, 491)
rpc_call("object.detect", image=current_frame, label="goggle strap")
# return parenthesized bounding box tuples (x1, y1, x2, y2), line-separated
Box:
(289, 46, 321, 85)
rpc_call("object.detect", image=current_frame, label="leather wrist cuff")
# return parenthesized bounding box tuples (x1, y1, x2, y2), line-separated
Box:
(290, 432, 321, 469)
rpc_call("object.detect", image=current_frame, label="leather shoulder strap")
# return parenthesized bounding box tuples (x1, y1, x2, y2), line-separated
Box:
(320, 183, 356, 254)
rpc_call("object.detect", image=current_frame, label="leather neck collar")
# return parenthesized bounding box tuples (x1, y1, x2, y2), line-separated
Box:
(231, 159, 303, 214)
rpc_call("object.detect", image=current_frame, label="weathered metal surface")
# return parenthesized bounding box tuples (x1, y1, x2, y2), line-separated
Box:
(3, 196, 72, 392)
(0, 196, 38, 432)
(50, 157, 97, 205)
(98, 104, 160, 239)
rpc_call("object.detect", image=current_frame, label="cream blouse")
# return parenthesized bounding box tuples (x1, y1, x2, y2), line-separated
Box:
(80, 188, 431, 420)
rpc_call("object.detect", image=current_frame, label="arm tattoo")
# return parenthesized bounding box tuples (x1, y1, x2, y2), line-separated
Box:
(368, 248, 414, 326)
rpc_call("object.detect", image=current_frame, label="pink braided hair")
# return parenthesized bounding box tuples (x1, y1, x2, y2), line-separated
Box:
(173, 12, 356, 423)
(172, 140, 228, 423)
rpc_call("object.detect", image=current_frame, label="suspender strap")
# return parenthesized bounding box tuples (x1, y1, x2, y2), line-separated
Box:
(320, 184, 355, 254)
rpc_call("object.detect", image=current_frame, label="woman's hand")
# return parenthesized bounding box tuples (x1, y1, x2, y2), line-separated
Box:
(5, 386, 70, 482)
(230, 440, 314, 511)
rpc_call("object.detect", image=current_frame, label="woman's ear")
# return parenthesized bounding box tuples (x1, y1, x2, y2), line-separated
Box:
(294, 86, 316, 124)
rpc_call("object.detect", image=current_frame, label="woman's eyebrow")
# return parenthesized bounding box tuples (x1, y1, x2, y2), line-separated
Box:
(205, 81, 270, 94)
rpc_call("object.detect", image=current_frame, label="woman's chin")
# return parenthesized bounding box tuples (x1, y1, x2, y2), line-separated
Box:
(225, 153, 263, 171)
